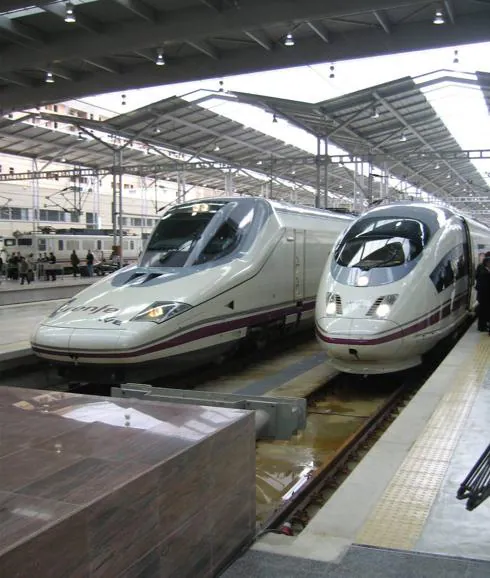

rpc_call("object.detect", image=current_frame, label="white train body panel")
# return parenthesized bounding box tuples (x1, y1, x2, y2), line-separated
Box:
(31, 197, 353, 380)
(315, 203, 490, 374)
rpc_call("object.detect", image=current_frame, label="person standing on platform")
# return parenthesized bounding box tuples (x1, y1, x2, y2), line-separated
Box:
(47, 252, 57, 281)
(26, 253, 34, 283)
(86, 249, 94, 277)
(475, 256, 490, 333)
(18, 256, 30, 285)
(71, 250, 80, 277)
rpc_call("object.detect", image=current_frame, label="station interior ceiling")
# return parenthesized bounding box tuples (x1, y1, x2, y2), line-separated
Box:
(0, 1, 488, 221)
(0, 1, 489, 111)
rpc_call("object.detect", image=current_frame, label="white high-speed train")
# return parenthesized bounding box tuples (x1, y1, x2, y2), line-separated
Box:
(315, 202, 490, 374)
(31, 197, 353, 382)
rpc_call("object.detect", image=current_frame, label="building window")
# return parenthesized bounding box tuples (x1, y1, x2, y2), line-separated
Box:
(39, 209, 65, 222)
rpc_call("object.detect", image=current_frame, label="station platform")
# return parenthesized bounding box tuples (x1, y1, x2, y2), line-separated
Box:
(223, 322, 490, 577)
(0, 299, 65, 369)
(0, 276, 95, 305)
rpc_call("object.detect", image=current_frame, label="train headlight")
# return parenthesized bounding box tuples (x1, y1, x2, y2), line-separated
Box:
(132, 301, 192, 324)
(325, 292, 342, 316)
(370, 294, 398, 319)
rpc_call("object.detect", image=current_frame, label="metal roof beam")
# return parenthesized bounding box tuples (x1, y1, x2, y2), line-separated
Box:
(111, 0, 157, 22)
(1, 13, 490, 111)
(83, 58, 122, 74)
(162, 112, 286, 157)
(244, 29, 274, 51)
(0, 72, 33, 87)
(187, 40, 220, 59)
(0, 15, 45, 46)
(321, 110, 452, 197)
(443, 0, 456, 24)
(199, 0, 223, 11)
(306, 20, 330, 43)
(324, 102, 374, 137)
(373, 91, 475, 188)
(0, 0, 428, 74)
(374, 10, 391, 33)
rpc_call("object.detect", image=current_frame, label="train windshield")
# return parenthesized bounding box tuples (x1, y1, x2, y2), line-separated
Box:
(335, 218, 429, 270)
(141, 200, 256, 268)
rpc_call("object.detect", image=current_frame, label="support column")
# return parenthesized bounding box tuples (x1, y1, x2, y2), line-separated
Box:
(367, 154, 374, 205)
(31, 158, 39, 233)
(269, 157, 273, 199)
(323, 138, 329, 209)
(315, 137, 321, 208)
(112, 151, 117, 247)
(118, 149, 124, 264)
(225, 169, 234, 195)
(93, 171, 100, 229)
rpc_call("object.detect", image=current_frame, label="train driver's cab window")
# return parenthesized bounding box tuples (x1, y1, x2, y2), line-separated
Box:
(5, 238, 16, 247)
(335, 218, 429, 270)
(142, 201, 255, 268)
(332, 217, 431, 286)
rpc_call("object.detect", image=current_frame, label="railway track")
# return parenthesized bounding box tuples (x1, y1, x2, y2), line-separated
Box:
(255, 318, 473, 536)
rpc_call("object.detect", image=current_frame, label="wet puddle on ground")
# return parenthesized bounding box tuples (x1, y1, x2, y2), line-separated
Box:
(256, 379, 399, 525)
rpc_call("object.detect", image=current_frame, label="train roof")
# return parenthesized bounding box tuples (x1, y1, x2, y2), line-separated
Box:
(164, 196, 355, 223)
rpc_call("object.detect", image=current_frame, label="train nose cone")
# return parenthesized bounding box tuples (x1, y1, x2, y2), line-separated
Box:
(316, 316, 404, 360)
(31, 324, 123, 361)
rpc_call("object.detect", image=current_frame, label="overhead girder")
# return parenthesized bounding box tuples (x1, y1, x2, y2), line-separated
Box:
(0, 3, 487, 110)
(372, 90, 478, 190)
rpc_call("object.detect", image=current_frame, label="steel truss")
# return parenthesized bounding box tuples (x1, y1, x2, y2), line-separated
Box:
(1, 150, 489, 182)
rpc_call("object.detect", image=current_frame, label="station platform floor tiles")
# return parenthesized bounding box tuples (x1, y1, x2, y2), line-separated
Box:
(224, 322, 490, 577)
(0, 276, 95, 305)
(0, 299, 64, 365)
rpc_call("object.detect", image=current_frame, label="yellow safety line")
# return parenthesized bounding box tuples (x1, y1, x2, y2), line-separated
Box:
(356, 334, 490, 550)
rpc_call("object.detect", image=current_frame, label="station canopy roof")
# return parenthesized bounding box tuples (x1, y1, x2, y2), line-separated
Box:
(0, 1, 488, 112)
(0, 71, 488, 218)
(230, 71, 490, 215)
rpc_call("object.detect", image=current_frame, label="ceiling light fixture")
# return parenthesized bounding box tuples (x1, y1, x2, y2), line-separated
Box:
(453, 49, 459, 64)
(272, 114, 278, 123)
(64, 2, 76, 23)
(214, 143, 220, 152)
(155, 48, 165, 66)
(371, 106, 380, 119)
(329, 64, 335, 79)
(284, 32, 295, 47)
(399, 131, 407, 142)
(45, 70, 55, 83)
(433, 9, 445, 24)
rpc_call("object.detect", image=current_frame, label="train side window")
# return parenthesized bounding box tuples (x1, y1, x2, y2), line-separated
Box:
(4, 238, 16, 247)
(58, 240, 64, 251)
(97, 240, 102, 251)
(130, 240, 134, 251)
(38, 239, 46, 251)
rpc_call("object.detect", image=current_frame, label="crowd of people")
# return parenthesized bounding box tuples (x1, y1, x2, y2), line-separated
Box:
(0, 249, 106, 284)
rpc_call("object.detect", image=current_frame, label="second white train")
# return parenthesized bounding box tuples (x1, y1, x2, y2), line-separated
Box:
(315, 202, 490, 374)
